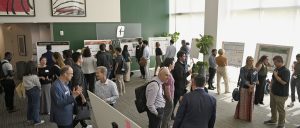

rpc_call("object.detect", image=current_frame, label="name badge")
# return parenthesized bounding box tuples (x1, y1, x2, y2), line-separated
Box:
(253, 71, 257, 75)
(64, 91, 69, 95)
(45, 70, 49, 73)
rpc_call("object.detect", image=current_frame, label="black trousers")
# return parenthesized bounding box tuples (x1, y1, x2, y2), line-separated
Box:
(208, 67, 216, 87)
(0, 79, 15, 110)
(290, 77, 300, 102)
(255, 75, 267, 104)
(172, 90, 184, 117)
(138, 58, 145, 77)
(147, 108, 164, 128)
(57, 124, 72, 128)
(84, 73, 96, 93)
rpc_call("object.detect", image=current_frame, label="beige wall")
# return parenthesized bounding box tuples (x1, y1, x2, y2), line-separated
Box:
(0, 0, 120, 23)
(2, 24, 51, 67)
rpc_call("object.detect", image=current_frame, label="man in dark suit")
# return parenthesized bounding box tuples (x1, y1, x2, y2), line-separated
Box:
(172, 50, 191, 117)
(50, 65, 83, 128)
(173, 75, 216, 128)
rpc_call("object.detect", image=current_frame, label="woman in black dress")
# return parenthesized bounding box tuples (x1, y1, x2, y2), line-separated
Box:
(122, 45, 131, 82)
(38, 56, 52, 114)
(154, 42, 162, 76)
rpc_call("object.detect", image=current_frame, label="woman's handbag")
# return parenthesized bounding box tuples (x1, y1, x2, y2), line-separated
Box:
(75, 103, 91, 120)
(139, 57, 147, 67)
(232, 75, 241, 102)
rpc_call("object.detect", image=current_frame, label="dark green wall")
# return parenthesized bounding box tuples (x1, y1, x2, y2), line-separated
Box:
(52, 0, 169, 70)
(121, 0, 169, 39)
(121, 0, 169, 70)
(52, 23, 97, 50)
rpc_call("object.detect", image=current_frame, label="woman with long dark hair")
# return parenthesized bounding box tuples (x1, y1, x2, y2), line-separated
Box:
(82, 47, 97, 93)
(23, 61, 44, 125)
(255, 55, 270, 105)
(122, 45, 131, 82)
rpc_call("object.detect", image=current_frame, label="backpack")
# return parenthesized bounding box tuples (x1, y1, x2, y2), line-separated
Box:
(96, 51, 111, 68)
(134, 80, 159, 113)
(0, 61, 8, 80)
(120, 57, 128, 74)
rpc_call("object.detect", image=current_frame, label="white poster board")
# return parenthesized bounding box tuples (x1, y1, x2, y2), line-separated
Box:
(88, 91, 141, 128)
(120, 38, 140, 56)
(84, 40, 112, 56)
(255, 44, 293, 69)
(148, 37, 171, 56)
(36, 41, 70, 63)
(190, 38, 202, 60)
(222, 41, 245, 67)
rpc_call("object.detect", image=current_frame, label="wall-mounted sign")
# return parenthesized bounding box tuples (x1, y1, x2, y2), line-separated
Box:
(117, 26, 125, 38)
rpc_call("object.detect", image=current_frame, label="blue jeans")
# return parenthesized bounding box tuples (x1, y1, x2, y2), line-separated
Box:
(26, 86, 41, 123)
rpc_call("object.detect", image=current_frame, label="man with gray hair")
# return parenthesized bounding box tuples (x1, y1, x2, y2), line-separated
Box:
(94, 66, 119, 107)
(50, 65, 83, 128)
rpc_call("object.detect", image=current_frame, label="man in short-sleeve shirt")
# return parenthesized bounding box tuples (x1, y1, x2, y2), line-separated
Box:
(264, 56, 290, 128)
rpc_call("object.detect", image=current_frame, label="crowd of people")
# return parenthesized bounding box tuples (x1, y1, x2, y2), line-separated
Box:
(0, 38, 300, 128)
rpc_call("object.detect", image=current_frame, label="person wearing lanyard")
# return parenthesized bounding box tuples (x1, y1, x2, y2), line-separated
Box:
(50, 66, 83, 128)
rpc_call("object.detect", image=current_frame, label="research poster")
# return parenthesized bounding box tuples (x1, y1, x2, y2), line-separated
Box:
(148, 37, 171, 56)
(255, 44, 293, 69)
(120, 38, 140, 57)
(222, 41, 245, 67)
(84, 40, 112, 56)
(88, 91, 141, 128)
(36, 41, 70, 64)
(190, 38, 202, 60)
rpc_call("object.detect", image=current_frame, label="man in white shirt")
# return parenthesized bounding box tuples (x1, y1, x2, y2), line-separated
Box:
(95, 66, 119, 106)
(164, 40, 176, 60)
(142, 40, 151, 80)
(146, 67, 170, 128)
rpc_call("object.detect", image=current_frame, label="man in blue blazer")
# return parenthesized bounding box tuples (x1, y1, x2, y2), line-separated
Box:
(50, 65, 83, 128)
(173, 75, 216, 128)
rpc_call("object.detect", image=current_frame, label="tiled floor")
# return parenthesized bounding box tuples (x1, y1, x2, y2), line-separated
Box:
(1, 68, 300, 128)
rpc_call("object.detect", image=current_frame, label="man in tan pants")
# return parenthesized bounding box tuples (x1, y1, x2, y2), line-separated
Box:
(215, 49, 229, 95)
(264, 56, 290, 128)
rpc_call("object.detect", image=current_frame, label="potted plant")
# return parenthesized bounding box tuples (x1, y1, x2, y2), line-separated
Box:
(193, 34, 214, 76)
(161, 32, 180, 42)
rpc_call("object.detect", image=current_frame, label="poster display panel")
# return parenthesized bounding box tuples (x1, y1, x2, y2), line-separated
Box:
(119, 38, 140, 57)
(36, 41, 70, 63)
(148, 37, 171, 56)
(84, 40, 112, 56)
(222, 41, 245, 67)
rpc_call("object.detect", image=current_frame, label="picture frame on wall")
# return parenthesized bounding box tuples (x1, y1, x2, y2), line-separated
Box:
(17, 35, 27, 56)
(51, 0, 86, 17)
(0, 0, 35, 16)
